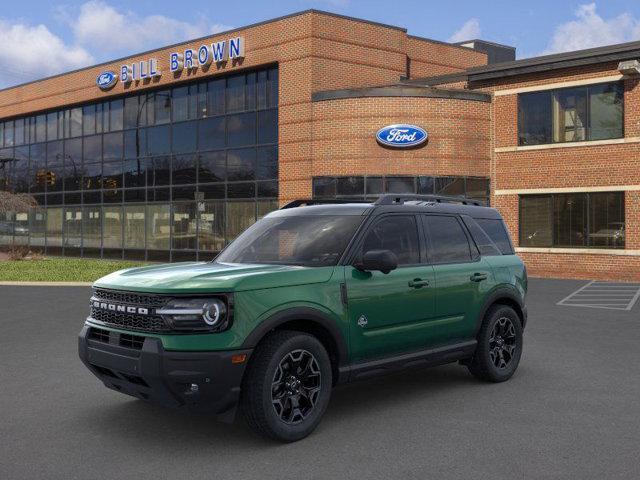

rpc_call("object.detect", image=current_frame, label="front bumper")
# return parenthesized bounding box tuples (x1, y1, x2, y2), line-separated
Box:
(78, 325, 252, 421)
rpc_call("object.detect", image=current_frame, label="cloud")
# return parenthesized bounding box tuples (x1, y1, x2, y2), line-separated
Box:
(70, 1, 232, 55)
(542, 3, 640, 54)
(0, 20, 93, 88)
(448, 18, 481, 43)
(0, 1, 233, 88)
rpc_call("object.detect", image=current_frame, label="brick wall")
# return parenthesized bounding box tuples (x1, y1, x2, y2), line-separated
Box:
(480, 63, 640, 281)
(308, 95, 490, 183)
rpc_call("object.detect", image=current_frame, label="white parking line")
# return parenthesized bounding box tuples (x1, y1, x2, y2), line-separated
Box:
(557, 281, 640, 311)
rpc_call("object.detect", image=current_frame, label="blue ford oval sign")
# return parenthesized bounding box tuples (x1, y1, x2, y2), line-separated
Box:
(376, 124, 428, 148)
(96, 71, 118, 90)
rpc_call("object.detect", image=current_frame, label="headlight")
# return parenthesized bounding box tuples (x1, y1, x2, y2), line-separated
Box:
(157, 297, 229, 332)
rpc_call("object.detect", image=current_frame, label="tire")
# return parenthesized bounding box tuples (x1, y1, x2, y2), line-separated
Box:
(241, 330, 333, 442)
(467, 304, 523, 383)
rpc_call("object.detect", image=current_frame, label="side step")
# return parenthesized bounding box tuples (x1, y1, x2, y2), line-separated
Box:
(338, 340, 477, 383)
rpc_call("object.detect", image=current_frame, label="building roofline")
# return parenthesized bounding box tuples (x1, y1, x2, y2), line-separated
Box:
(0, 9, 407, 94)
(312, 84, 491, 103)
(406, 34, 481, 53)
(467, 40, 640, 81)
(453, 39, 516, 51)
(401, 71, 469, 86)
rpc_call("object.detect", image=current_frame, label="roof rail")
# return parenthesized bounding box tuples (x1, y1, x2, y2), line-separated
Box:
(280, 199, 372, 209)
(374, 194, 482, 206)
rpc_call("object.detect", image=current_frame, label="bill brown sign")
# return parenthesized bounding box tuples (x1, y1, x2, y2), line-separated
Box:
(97, 36, 245, 89)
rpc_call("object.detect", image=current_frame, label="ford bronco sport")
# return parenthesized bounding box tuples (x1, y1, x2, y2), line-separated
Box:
(78, 194, 527, 442)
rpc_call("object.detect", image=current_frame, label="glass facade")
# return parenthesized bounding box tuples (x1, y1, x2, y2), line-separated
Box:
(312, 175, 490, 205)
(519, 192, 625, 249)
(0, 66, 279, 260)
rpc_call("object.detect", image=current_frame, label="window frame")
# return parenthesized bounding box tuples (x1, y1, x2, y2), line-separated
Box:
(518, 192, 625, 249)
(345, 213, 425, 268)
(517, 81, 624, 146)
(421, 213, 480, 266)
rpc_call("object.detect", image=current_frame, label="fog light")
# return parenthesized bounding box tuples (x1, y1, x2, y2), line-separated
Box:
(189, 383, 199, 393)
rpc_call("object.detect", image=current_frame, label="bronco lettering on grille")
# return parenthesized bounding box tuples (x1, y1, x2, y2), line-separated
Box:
(92, 300, 149, 315)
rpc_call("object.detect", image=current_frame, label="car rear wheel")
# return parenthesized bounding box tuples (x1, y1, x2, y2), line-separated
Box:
(467, 305, 523, 382)
(241, 330, 332, 442)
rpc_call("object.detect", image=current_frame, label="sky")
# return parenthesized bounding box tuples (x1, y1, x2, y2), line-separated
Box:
(2, 0, 640, 88)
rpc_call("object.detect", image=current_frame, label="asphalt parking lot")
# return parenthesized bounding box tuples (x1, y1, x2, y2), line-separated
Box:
(1, 278, 639, 480)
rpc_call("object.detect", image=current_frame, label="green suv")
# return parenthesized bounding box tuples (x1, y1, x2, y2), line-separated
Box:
(78, 194, 527, 442)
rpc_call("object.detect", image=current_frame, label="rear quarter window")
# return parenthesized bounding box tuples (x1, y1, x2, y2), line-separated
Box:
(475, 218, 514, 255)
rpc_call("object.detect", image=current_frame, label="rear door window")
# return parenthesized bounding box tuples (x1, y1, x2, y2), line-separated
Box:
(461, 215, 501, 256)
(423, 215, 472, 264)
(475, 218, 514, 254)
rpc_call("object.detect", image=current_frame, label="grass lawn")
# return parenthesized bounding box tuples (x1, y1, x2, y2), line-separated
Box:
(0, 258, 148, 282)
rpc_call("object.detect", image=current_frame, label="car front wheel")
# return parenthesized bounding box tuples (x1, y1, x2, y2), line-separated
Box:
(241, 330, 332, 442)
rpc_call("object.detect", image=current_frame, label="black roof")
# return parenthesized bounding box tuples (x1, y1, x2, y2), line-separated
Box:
(273, 196, 502, 219)
(466, 39, 640, 81)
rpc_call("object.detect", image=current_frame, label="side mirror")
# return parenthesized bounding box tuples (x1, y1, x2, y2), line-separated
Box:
(355, 249, 398, 274)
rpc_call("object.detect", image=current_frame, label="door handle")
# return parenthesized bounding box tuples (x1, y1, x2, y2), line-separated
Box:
(408, 278, 430, 288)
(470, 272, 488, 282)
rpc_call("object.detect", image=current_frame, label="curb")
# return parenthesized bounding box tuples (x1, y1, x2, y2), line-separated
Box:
(0, 281, 93, 286)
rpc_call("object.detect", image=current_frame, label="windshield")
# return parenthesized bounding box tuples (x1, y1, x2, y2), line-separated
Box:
(216, 215, 364, 267)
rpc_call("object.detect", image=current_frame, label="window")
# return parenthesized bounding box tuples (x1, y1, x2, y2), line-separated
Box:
(519, 192, 624, 248)
(475, 218, 514, 255)
(462, 216, 500, 256)
(312, 176, 489, 204)
(217, 214, 363, 266)
(361, 216, 420, 265)
(424, 215, 472, 264)
(518, 82, 623, 145)
(0, 66, 277, 259)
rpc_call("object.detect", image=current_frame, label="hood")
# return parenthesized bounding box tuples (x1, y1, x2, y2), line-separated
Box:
(93, 262, 336, 294)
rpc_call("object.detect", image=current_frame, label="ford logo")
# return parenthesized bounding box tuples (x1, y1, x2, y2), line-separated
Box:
(96, 71, 118, 90)
(376, 124, 428, 148)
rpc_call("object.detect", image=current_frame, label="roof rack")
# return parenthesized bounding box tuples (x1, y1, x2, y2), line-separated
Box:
(374, 194, 482, 206)
(280, 199, 372, 209)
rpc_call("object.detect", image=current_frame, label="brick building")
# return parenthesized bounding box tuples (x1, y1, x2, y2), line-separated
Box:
(0, 10, 637, 280)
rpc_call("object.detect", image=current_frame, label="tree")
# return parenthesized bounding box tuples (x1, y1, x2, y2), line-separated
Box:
(0, 191, 37, 215)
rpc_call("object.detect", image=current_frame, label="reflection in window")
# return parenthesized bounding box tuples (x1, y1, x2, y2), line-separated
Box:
(147, 204, 170, 250)
(519, 193, 624, 248)
(46, 208, 63, 247)
(519, 82, 623, 145)
(228, 148, 255, 181)
(198, 116, 225, 150)
(227, 112, 256, 147)
(29, 208, 46, 247)
(103, 206, 122, 248)
(64, 207, 82, 248)
(124, 205, 145, 249)
(172, 203, 196, 250)
(227, 201, 256, 240)
(199, 201, 225, 252)
(83, 206, 101, 249)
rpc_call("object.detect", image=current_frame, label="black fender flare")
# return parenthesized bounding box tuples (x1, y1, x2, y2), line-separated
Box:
(241, 307, 349, 366)
(475, 287, 526, 334)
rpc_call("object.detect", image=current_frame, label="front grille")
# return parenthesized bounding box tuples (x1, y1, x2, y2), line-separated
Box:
(93, 288, 167, 308)
(88, 327, 110, 343)
(90, 307, 168, 332)
(120, 333, 145, 350)
(90, 288, 169, 333)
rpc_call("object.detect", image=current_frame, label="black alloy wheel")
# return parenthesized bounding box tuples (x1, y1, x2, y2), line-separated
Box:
(271, 349, 322, 425)
(489, 317, 517, 370)
(467, 304, 523, 382)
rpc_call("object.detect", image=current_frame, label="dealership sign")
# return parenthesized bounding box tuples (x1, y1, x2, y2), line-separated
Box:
(97, 36, 245, 90)
(376, 124, 428, 148)
(96, 71, 118, 90)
